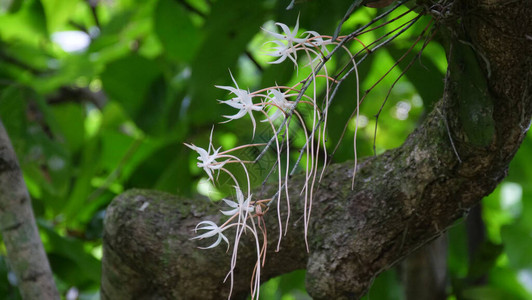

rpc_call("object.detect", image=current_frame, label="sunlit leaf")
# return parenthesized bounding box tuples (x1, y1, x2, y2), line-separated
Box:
(0, 0, 48, 45)
(40, 0, 80, 32)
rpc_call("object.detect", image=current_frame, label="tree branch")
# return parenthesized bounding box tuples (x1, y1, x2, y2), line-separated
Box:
(101, 0, 531, 299)
(0, 120, 59, 299)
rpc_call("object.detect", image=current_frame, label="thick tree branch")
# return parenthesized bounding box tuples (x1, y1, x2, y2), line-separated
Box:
(0, 120, 59, 299)
(102, 0, 531, 299)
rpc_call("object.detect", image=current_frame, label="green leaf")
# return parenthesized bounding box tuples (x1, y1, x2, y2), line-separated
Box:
(99, 131, 167, 181)
(326, 53, 376, 161)
(0, 86, 26, 140)
(0, 255, 21, 299)
(40, 0, 80, 32)
(154, 152, 191, 194)
(32, 54, 98, 94)
(385, 40, 445, 110)
(133, 76, 176, 136)
(188, 0, 265, 124)
(1, 0, 23, 13)
(154, 0, 202, 63)
(448, 222, 469, 277)
(0, 39, 50, 74)
(501, 223, 532, 269)
(49, 102, 86, 153)
(362, 269, 404, 300)
(277, 269, 308, 296)
(100, 54, 162, 120)
(0, 0, 48, 45)
(39, 223, 101, 286)
(63, 134, 100, 220)
(488, 267, 532, 299)
(127, 141, 191, 194)
(462, 286, 519, 300)
(88, 2, 158, 64)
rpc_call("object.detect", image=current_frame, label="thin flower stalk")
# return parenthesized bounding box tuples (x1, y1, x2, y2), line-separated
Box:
(224, 188, 255, 299)
(259, 110, 284, 251)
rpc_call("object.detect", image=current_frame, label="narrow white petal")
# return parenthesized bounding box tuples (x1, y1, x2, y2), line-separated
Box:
(262, 28, 286, 40)
(220, 208, 239, 216)
(223, 199, 239, 208)
(199, 234, 223, 249)
(223, 110, 248, 120)
(220, 100, 245, 109)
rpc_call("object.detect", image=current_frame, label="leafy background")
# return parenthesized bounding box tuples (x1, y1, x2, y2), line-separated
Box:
(0, 0, 531, 299)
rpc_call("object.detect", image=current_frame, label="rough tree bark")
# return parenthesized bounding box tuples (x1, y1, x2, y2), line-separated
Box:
(0, 120, 59, 300)
(102, 0, 531, 299)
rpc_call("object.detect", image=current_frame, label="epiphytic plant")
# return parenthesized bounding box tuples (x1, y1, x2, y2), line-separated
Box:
(185, 1, 436, 298)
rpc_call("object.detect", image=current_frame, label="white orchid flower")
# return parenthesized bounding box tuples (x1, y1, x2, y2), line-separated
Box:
(221, 186, 254, 218)
(216, 71, 263, 137)
(184, 128, 226, 183)
(215, 71, 250, 104)
(262, 16, 308, 46)
(263, 40, 299, 65)
(262, 89, 294, 122)
(262, 16, 316, 67)
(191, 221, 229, 250)
(304, 30, 332, 54)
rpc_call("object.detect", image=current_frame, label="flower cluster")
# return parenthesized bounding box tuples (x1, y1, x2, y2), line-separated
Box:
(178, 0, 435, 295)
(184, 16, 355, 299)
(262, 17, 332, 68)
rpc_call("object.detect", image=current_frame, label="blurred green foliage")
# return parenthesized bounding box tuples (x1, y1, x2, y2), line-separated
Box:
(0, 0, 530, 299)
